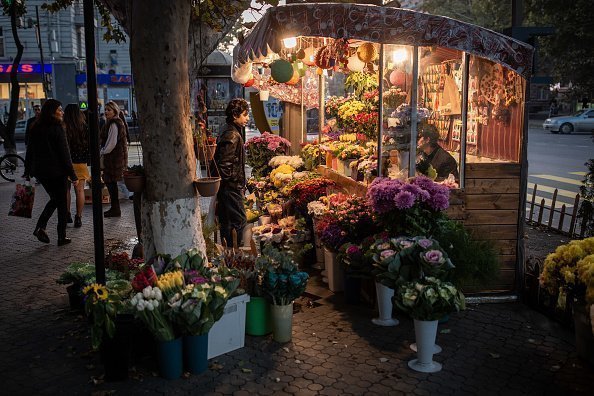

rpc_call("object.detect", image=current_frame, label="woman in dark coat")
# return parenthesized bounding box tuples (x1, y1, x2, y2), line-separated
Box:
(212, 98, 249, 248)
(100, 101, 128, 217)
(24, 99, 79, 246)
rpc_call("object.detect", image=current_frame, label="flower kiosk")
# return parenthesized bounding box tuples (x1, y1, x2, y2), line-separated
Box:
(233, 2, 534, 295)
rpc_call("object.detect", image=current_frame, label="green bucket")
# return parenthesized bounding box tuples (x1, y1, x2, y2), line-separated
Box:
(245, 296, 272, 336)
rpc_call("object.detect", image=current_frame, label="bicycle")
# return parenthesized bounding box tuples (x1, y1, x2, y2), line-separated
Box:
(0, 153, 25, 182)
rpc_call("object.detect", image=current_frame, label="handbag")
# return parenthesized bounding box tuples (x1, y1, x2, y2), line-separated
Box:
(8, 181, 35, 218)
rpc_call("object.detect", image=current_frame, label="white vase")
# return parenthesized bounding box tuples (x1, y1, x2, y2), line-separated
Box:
(312, 220, 325, 270)
(270, 302, 293, 343)
(242, 223, 253, 248)
(408, 319, 442, 373)
(372, 282, 399, 326)
(323, 247, 344, 292)
(259, 215, 271, 225)
(410, 342, 442, 354)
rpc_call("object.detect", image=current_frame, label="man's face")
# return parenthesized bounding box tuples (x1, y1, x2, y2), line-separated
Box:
(33, 106, 41, 117)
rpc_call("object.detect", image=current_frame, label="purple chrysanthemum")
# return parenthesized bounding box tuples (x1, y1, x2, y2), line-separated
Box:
(427, 193, 450, 211)
(394, 191, 415, 209)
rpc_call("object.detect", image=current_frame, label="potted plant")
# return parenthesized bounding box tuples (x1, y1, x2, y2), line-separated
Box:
(393, 277, 465, 373)
(337, 242, 373, 304)
(123, 164, 145, 193)
(258, 246, 309, 343)
(540, 237, 594, 365)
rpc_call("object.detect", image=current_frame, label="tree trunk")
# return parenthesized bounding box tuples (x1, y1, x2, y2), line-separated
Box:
(129, 0, 206, 259)
(3, 1, 24, 153)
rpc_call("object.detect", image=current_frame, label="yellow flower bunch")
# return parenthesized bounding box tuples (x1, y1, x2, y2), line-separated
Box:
(157, 270, 184, 293)
(337, 100, 367, 121)
(83, 283, 109, 301)
(577, 254, 594, 304)
(270, 164, 295, 188)
(540, 237, 594, 304)
(339, 133, 357, 142)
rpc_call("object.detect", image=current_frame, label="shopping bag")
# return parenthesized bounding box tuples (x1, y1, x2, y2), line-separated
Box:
(8, 182, 35, 218)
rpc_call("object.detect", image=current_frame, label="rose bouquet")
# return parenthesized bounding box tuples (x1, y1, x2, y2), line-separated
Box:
(245, 132, 291, 177)
(258, 246, 309, 306)
(366, 175, 450, 236)
(393, 277, 465, 321)
(540, 237, 594, 306)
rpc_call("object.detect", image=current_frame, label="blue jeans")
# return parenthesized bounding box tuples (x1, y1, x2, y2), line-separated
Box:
(216, 186, 246, 248)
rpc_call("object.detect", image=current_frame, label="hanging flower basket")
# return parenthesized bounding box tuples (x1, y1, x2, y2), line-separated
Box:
(194, 177, 221, 197)
(198, 144, 217, 164)
(123, 173, 145, 193)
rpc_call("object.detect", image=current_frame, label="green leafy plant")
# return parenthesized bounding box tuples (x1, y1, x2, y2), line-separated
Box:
(432, 219, 500, 287)
(393, 277, 465, 321)
(345, 71, 379, 98)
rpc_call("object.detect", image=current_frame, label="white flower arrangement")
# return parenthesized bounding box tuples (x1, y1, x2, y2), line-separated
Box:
(130, 286, 163, 311)
(307, 200, 327, 217)
(292, 171, 310, 180)
(269, 155, 304, 169)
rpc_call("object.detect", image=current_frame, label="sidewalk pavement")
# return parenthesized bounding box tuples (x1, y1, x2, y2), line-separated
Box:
(0, 179, 592, 395)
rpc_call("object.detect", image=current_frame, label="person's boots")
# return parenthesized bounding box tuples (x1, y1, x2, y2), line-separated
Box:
(33, 227, 50, 243)
(57, 226, 71, 246)
(104, 183, 121, 217)
(74, 215, 82, 228)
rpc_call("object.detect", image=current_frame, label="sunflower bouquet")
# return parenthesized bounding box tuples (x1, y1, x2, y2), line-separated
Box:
(83, 283, 122, 349)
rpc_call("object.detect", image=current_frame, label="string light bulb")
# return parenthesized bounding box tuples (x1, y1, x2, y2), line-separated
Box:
(283, 37, 297, 49)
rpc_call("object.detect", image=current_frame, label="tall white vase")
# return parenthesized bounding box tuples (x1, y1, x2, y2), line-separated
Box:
(371, 282, 399, 326)
(324, 247, 344, 292)
(408, 319, 442, 373)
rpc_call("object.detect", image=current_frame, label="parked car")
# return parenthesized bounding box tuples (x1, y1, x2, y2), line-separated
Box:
(14, 120, 26, 141)
(543, 109, 594, 134)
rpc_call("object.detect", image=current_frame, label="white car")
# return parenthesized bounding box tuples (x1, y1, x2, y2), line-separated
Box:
(543, 109, 594, 134)
(14, 120, 27, 141)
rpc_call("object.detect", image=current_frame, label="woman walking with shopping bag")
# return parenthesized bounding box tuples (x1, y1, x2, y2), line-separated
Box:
(24, 99, 79, 246)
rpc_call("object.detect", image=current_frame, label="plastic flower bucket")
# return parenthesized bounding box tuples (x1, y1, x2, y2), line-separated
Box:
(245, 296, 272, 336)
(183, 334, 208, 374)
(157, 338, 183, 379)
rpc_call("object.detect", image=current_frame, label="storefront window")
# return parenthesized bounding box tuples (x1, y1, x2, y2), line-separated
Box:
(466, 56, 525, 163)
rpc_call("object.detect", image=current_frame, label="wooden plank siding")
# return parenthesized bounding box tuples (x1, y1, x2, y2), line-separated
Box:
(317, 163, 522, 293)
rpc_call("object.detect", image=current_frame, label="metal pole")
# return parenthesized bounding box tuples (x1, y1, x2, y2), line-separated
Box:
(408, 46, 419, 177)
(35, 6, 48, 99)
(301, 78, 305, 143)
(318, 73, 325, 162)
(83, 0, 105, 285)
(376, 44, 384, 177)
(459, 53, 470, 189)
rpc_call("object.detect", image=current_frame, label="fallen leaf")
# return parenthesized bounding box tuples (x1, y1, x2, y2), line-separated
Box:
(86, 364, 95, 370)
(182, 372, 191, 379)
(489, 353, 500, 359)
(312, 333, 316, 336)
(440, 329, 451, 334)
(379, 358, 389, 363)
(282, 347, 290, 353)
(295, 359, 301, 364)
(210, 362, 224, 370)
(275, 377, 280, 383)
(241, 368, 252, 373)
(550, 365, 561, 372)
(528, 338, 536, 343)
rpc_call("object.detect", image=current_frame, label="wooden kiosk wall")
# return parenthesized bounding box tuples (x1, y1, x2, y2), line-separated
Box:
(318, 163, 521, 294)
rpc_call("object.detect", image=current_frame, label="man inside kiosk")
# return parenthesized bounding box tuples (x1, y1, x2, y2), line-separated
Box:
(416, 125, 459, 182)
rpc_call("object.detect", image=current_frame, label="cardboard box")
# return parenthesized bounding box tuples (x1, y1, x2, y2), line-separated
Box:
(208, 294, 250, 359)
(84, 187, 110, 205)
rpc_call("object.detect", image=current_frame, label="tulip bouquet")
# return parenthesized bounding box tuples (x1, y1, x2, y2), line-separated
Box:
(130, 285, 176, 342)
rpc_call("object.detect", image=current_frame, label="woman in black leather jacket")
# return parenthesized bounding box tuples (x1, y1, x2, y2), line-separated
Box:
(25, 99, 78, 246)
(212, 98, 249, 248)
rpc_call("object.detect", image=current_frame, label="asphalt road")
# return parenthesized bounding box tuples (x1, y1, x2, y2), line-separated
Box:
(526, 121, 593, 232)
